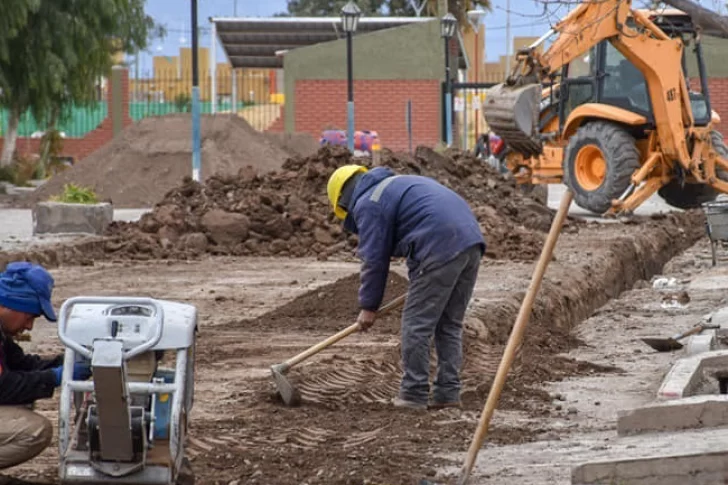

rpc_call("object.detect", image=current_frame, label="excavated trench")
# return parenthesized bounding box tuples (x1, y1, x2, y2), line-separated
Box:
(0, 209, 709, 485)
(183, 210, 708, 485)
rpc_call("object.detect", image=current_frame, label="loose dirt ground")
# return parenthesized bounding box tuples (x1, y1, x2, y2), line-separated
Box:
(442, 236, 728, 484)
(0, 209, 709, 485)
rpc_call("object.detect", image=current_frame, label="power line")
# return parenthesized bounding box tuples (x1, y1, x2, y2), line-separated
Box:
(487, 20, 553, 30)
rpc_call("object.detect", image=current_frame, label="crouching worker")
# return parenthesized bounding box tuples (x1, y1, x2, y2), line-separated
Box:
(0, 262, 91, 470)
(327, 165, 485, 410)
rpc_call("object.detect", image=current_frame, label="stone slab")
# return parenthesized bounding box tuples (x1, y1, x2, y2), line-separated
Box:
(32, 202, 113, 235)
(571, 427, 728, 485)
(711, 306, 728, 327)
(685, 332, 718, 356)
(689, 267, 728, 291)
(572, 450, 728, 485)
(657, 349, 728, 400)
(617, 395, 728, 436)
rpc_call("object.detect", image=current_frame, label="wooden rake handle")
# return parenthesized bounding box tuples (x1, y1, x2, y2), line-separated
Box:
(281, 292, 407, 371)
(457, 189, 574, 485)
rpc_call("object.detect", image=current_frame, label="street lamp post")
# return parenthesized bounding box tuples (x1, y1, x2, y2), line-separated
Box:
(441, 13, 457, 147)
(191, 0, 201, 182)
(341, 1, 361, 153)
(467, 8, 486, 146)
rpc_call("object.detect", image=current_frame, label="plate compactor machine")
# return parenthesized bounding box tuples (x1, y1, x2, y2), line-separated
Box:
(56, 297, 197, 485)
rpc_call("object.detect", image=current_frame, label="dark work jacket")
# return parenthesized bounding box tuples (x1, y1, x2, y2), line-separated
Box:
(344, 167, 486, 311)
(0, 330, 61, 405)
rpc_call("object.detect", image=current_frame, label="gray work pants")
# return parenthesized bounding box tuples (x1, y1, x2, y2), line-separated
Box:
(399, 244, 481, 405)
(0, 406, 52, 470)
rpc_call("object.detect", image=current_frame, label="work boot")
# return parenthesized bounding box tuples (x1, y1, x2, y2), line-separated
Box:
(428, 401, 462, 410)
(392, 397, 427, 410)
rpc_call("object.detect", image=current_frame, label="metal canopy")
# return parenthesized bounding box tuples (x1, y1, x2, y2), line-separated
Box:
(209, 16, 468, 69)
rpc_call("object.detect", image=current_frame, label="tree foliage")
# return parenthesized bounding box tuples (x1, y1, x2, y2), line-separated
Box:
(658, 0, 728, 38)
(0, 0, 164, 166)
(280, 0, 491, 27)
(0, 0, 40, 63)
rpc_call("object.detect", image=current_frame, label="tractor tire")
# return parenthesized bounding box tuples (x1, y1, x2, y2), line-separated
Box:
(562, 121, 640, 214)
(657, 130, 728, 209)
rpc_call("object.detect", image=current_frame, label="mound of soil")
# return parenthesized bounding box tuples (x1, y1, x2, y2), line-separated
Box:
(264, 132, 320, 158)
(104, 144, 563, 262)
(240, 272, 410, 334)
(32, 114, 294, 208)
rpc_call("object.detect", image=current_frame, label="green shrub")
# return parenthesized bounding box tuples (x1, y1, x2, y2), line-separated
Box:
(50, 183, 98, 204)
(174, 93, 192, 112)
(0, 166, 14, 184)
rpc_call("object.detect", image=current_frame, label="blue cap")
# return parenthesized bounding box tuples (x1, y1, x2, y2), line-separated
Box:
(0, 262, 57, 322)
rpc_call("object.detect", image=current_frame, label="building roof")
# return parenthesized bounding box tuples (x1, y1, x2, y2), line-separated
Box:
(209, 16, 469, 69)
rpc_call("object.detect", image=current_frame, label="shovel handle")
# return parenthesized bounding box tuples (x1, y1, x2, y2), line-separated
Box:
(457, 189, 573, 485)
(673, 323, 708, 341)
(281, 292, 407, 370)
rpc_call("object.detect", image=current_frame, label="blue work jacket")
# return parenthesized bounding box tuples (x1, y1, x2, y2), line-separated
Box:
(343, 167, 485, 311)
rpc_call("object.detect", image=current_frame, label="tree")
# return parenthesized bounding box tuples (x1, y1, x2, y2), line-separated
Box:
(279, 0, 491, 27)
(283, 0, 387, 16)
(0, 0, 39, 63)
(0, 0, 163, 167)
(658, 0, 728, 38)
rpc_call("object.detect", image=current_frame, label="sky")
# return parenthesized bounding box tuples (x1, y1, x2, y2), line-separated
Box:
(140, 0, 728, 74)
(134, 0, 561, 73)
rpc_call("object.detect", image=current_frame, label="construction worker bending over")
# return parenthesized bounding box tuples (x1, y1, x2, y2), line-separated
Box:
(0, 262, 91, 470)
(327, 165, 485, 410)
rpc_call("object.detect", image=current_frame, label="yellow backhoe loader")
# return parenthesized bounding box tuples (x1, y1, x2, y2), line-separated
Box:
(483, 1, 728, 215)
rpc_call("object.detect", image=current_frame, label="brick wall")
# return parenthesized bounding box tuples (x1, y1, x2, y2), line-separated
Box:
(706, 78, 728, 132)
(295, 79, 440, 151)
(0, 68, 132, 162)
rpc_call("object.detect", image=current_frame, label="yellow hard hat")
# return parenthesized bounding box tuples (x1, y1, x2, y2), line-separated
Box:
(327, 164, 368, 220)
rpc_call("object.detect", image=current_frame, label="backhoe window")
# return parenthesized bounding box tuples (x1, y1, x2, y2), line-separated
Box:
(561, 48, 597, 120)
(601, 43, 651, 115)
(567, 49, 596, 78)
(683, 38, 710, 125)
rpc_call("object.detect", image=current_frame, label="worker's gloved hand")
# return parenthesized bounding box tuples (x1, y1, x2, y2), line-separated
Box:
(357, 309, 377, 332)
(52, 362, 92, 386)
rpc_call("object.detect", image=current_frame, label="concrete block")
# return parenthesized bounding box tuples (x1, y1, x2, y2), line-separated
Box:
(572, 427, 728, 484)
(617, 395, 728, 436)
(657, 350, 728, 400)
(710, 306, 728, 328)
(572, 450, 728, 485)
(32, 202, 113, 235)
(685, 333, 718, 356)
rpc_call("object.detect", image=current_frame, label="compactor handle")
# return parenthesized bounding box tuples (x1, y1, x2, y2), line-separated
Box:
(57, 297, 165, 360)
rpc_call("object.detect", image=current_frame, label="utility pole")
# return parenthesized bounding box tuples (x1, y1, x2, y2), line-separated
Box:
(191, 0, 201, 182)
(505, 0, 512, 74)
(232, 0, 238, 115)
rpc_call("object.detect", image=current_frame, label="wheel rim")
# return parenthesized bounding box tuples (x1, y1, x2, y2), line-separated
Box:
(574, 144, 607, 191)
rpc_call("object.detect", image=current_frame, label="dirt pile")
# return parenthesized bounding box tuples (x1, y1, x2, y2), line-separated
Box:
(104, 144, 562, 262)
(239, 272, 409, 334)
(31, 114, 297, 208)
(264, 132, 320, 158)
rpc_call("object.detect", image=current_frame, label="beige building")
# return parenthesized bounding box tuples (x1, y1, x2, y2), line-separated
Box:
(484, 36, 541, 83)
(129, 47, 272, 105)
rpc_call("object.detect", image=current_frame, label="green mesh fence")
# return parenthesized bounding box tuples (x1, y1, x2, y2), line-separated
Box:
(128, 101, 253, 120)
(0, 103, 108, 138)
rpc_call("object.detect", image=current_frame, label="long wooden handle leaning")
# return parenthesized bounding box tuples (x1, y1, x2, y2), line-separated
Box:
(457, 188, 574, 485)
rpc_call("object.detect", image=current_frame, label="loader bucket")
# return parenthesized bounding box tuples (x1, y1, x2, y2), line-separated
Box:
(483, 82, 543, 158)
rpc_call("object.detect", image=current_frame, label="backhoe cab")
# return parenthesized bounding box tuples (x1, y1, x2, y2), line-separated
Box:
(484, 2, 728, 215)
